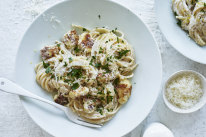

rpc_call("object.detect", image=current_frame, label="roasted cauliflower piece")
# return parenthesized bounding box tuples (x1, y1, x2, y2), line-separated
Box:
(116, 79, 132, 104)
(63, 30, 79, 48)
(69, 86, 89, 99)
(40, 46, 59, 60)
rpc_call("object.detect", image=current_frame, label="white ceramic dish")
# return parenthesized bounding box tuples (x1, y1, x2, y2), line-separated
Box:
(155, 0, 206, 64)
(15, 0, 162, 136)
(163, 70, 206, 113)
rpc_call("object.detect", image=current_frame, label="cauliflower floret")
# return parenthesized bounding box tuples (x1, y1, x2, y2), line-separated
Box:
(69, 86, 89, 99)
(63, 30, 79, 48)
(116, 79, 132, 104)
(40, 46, 59, 60)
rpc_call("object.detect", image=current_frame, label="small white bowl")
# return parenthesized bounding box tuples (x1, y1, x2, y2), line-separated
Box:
(163, 70, 206, 113)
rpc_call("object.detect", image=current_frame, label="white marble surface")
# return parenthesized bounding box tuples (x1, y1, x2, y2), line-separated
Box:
(0, 0, 206, 137)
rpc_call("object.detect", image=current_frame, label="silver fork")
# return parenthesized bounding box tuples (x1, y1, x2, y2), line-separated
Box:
(0, 78, 102, 128)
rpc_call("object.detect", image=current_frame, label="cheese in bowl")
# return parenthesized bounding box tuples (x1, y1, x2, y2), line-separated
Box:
(164, 70, 206, 113)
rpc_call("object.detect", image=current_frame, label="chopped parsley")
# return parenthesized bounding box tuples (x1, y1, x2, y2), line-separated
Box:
(87, 94, 92, 98)
(43, 61, 50, 68)
(116, 50, 130, 59)
(117, 37, 119, 43)
(57, 44, 61, 47)
(99, 47, 103, 53)
(64, 79, 70, 83)
(100, 97, 105, 101)
(72, 83, 79, 90)
(64, 62, 67, 67)
(95, 63, 101, 68)
(113, 78, 119, 85)
(69, 57, 73, 63)
(98, 15, 101, 19)
(107, 108, 113, 112)
(105, 41, 108, 43)
(92, 56, 96, 59)
(174, 12, 178, 16)
(106, 95, 113, 104)
(83, 28, 87, 31)
(177, 19, 181, 27)
(106, 56, 112, 62)
(114, 89, 117, 94)
(51, 74, 55, 79)
(69, 68, 82, 79)
(101, 64, 110, 73)
(74, 46, 80, 53)
(96, 105, 103, 115)
(45, 66, 51, 74)
(89, 57, 96, 66)
(97, 91, 104, 95)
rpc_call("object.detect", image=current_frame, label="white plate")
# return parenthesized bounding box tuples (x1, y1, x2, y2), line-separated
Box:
(15, 0, 162, 136)
(155, 0, 206, 64)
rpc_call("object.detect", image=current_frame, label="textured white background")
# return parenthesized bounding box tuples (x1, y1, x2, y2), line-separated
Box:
(0, 0, 206, 137)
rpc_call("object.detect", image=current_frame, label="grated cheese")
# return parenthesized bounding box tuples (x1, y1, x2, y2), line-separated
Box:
(166, 73, 203, 109)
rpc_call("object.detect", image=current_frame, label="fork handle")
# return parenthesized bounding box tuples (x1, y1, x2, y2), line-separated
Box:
(0, 78, 65, 111)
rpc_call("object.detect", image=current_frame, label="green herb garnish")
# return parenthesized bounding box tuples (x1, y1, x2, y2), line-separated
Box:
(107, 95, 113, 104)
(69, 57, 73, 63)
(57, 44, 61, 47)
(114, 89, 117, 94)
(64, 62, 67, 67)
(174, 12, 178, 16)
(177, 19, 181, 27)
(107, 108, 113, 112)
(99, 47, 103, 53)
(116, 50, 130, 59)
(92, 56, 96, 59)
(102, 64, 110, 73)
(45, 66, 51, 74)
(117, 37, 119, 43)
(96, 105, 103, 115)
(83, 28, 87, 31)
(72, 83, 79, 90)
(74, 46, 80, 53)
(43, 61, 50, 68)
(69, 68, 82, 79)
(95, 63, 101, 68)
(98, 15, 101, 19)
(113, 78, 119, 85)
(51, 74, 55, 79)
(97, 91, 104, 95)
(64, 79, 70, 83)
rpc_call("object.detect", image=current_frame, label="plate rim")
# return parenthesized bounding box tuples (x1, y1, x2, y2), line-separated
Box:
(15, 0, 163, 136)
